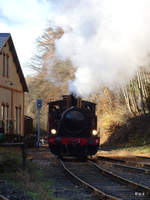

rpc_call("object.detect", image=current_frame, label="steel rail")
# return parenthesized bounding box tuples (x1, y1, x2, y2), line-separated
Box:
(98, 156, 150, 169)
(136, 156, 150, 160)
(96, 159, 150, 174)
(98, 156, 127, 163)
(59, 159, 120, 200)
(90, 160, 150, 195)
(0, 194, 9, 200)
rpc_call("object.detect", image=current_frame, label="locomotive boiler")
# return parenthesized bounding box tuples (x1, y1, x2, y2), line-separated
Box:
(48, 94, 100, 157)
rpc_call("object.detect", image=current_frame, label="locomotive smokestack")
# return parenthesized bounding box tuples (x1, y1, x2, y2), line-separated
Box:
(63, 94, 82, 108)
(77, 97, 82, 108)
(71, 93, 82, 108)
(63, 95, 71, 108)
(70, 93, 76, 106)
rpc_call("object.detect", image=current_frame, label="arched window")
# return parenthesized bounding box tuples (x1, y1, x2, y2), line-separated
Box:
(19, 107, 21, 133)
(1, 103, 5, 120)
(6, 54, 9, 77)
(6, 104, 9, 133)
(15, 106, 18, 134)
(3, 53, 5, 77)
(0, 103, 9, 134)
(2, 53, 9, 77)
(1, 103, 5, 134)
(15, 106, 21, 134)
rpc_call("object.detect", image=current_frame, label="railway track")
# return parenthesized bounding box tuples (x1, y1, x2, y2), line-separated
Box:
(96, 157, 150, 190)
(59, 158, 150, 200)
(98, 156, 150, 170)
(135, 156, 150, 161)
(0, 194, 9, 200)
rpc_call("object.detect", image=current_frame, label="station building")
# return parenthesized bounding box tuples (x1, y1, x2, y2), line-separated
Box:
(0, 33, 28, 136)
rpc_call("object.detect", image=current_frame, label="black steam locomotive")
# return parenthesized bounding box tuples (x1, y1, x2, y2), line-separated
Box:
(48, 94, 100, 157)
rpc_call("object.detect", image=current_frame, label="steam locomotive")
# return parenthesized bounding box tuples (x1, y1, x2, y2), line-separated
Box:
(48, 94, 100, 157)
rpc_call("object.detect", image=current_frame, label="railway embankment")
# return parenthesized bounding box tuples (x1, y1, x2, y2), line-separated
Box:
(100, 112, 150, 151)
(99, 143, 150, 159)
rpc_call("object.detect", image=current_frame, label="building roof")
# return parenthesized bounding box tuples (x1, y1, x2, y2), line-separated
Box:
(0, 33, 28, 92)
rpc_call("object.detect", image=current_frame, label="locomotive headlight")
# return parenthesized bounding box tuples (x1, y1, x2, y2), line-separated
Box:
(92, 130, 97, 136)
(51, 129, 56, 135)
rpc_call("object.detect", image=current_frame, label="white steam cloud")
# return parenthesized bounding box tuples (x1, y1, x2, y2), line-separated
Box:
(51, 0, 150, 97)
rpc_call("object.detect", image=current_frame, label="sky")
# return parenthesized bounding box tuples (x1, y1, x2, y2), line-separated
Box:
(1, 0, 150, 97)
(0, 0, 53, 76)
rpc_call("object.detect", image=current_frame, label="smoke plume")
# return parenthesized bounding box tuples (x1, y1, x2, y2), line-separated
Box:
(50, 0, 150, 97)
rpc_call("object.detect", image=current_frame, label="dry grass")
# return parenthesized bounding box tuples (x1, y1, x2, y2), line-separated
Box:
(99, 108, 127, 145)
